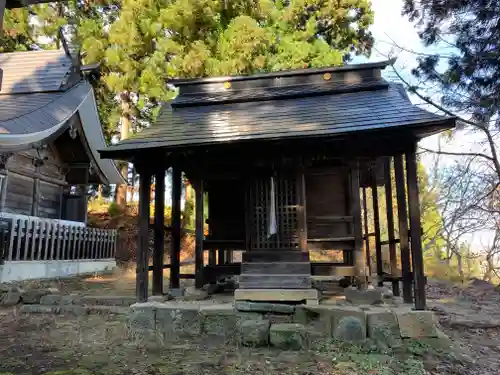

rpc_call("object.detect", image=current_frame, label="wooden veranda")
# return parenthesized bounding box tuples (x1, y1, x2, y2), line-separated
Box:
(99, 60, 455, 310)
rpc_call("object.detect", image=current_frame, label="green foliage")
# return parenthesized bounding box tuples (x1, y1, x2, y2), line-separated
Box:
(107, 202, 123, 217)
(403, 0, 500, 126)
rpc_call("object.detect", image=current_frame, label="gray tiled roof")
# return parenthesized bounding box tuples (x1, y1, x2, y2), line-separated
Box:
(0, 82, 91, 135)
(100, 83, 454, 155)
(0, 50, 72, 94)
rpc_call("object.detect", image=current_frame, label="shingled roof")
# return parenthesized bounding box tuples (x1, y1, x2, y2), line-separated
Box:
(0, 49, 124, 185)
(99, 60, 455, 159)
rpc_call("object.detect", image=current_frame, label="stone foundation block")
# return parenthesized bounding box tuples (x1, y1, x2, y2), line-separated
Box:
(367, 310, 401, 348)
(21, 289, 57, 304)
(61, 293, 81, 305)
(265, 313, 294, 324)
(40, 294, 62, 305)
(1, 290, 21, 306)
(235, 301, 295, 314)
(238, 319, 270, 347)
(183, 287, 209, 301)
(200, 304, 260, 337)
(19, 305, 58, 314)
(167, 288, 185, 298)
(396, 310, 438, 338)
(129, 302, 157, 330)
(148, 295, 171, 303)
(58, 305, 87, 316)
(345, 288, 383, 305)
(156, 303, 201, 338)
(129, 329, 165, 349)
(334, 316, 366, 343)
(79, 296, 136, 306)
(270, 323, 306, 350)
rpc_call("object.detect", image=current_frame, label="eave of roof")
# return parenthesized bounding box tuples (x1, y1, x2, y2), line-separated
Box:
(99, 84, 456, 160)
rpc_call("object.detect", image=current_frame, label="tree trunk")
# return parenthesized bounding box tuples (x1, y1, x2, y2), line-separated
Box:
(484, 256, 495, 282)
(97, 184, 103, 200)
(115, 93, 132, 209)
(456, 252, 465, 283)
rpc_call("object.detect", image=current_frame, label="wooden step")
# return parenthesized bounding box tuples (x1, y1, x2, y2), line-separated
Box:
(241, 262, 310, 275)
(239, 274, 312, 289)
(243, 251, 309, 263)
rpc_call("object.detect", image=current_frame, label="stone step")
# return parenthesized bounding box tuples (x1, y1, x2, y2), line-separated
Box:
(234, 288, 319, 303)
(241, 262, 311, 275)
(243, 251, 309, 263)
(239, 274, 312, 289)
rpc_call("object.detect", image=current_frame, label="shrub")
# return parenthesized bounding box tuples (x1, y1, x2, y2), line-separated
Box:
(108, 202, 123, 217)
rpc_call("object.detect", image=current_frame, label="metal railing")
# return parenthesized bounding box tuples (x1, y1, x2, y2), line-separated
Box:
(0, 215, 117, 263)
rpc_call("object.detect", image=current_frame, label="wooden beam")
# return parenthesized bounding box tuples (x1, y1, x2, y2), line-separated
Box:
(349, 161, 366, 287)
(406, 145, 426, 310)
(152, 169, 165, 295)
(394, 154, 413, 304)
(195, 178, 205, 289)
(371, 166, 383, 287)
(362, 187, 372, 274)
(137, 168, 151, 302)
(296, 167, 308, 251)
(383, 157, 400, 296)
(170, 165, 182, 290)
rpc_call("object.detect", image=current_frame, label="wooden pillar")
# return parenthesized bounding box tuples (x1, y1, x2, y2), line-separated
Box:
(195, 179, 205, 289)
(362, 187, 371, 274)
(406, 144, 426, 310)
(137, 167, 151, 302)
(370, 166, 383, 287)
(152, 169, 165, 295)
(349, 161, 365, 287)
(383, 157, 400, 296)
(296, 167, 307, 251)
(218, 249, 226, 265)
(170, 165, 182, 290)
(394, 154, 413, 303)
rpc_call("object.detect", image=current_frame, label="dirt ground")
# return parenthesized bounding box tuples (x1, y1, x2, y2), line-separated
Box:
(0, 275, 499, 375)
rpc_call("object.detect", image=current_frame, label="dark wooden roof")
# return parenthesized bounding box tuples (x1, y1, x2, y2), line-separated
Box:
(99, 60, 455, 159)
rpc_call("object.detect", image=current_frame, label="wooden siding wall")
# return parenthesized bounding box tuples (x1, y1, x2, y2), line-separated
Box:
(207, 180, 245, 241)
(4, 173, 33, 215)
(306, 167, 350, 240)
(3, 148, 65, 219)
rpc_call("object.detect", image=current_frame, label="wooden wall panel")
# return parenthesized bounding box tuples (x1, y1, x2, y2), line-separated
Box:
(305, 167, 349, 239)
(4, 173, 33, 215)
(38, 181, 61, 219)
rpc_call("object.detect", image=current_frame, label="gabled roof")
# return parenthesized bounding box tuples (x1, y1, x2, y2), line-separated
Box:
(0, 49, 125, 185)
(99, 60, 455, 160)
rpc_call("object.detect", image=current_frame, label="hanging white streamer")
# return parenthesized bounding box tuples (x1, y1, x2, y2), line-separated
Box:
(268, 176, 277, 238)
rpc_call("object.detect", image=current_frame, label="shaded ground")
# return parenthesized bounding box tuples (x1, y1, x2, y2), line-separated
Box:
(0, 276, 499, 374)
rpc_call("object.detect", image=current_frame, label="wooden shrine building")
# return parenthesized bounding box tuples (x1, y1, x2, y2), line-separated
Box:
(99, 60, 455, 310)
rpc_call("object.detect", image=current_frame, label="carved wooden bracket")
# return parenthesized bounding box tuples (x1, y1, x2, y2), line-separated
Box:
(0, 153, 13, 170)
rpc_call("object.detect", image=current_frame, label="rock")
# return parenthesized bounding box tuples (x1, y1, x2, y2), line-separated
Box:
(396, 310, 437, 338)
(167, 288, 185, 298)
(183, 287, 209, 301)
(155, 303, 201, 337)
(129, 302, 157, 330)
(345, 288, 383, 305)
(238, 319, 270, 347)
(470, 278, 494, 290)
(148, 295, 171, 303)
(270, 323, 306, 350)
(235, 301, 295, 314)
(0, 283, 10, 293)
(367, 311, 402, 348)
(0, 290, 21, 306)
(21, 289, 56, 304)
(40, 294, 62, 305)
(334, 316, 366, 343)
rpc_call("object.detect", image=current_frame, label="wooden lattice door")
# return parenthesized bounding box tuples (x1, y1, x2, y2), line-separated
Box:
(251, 174, 299, 250)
